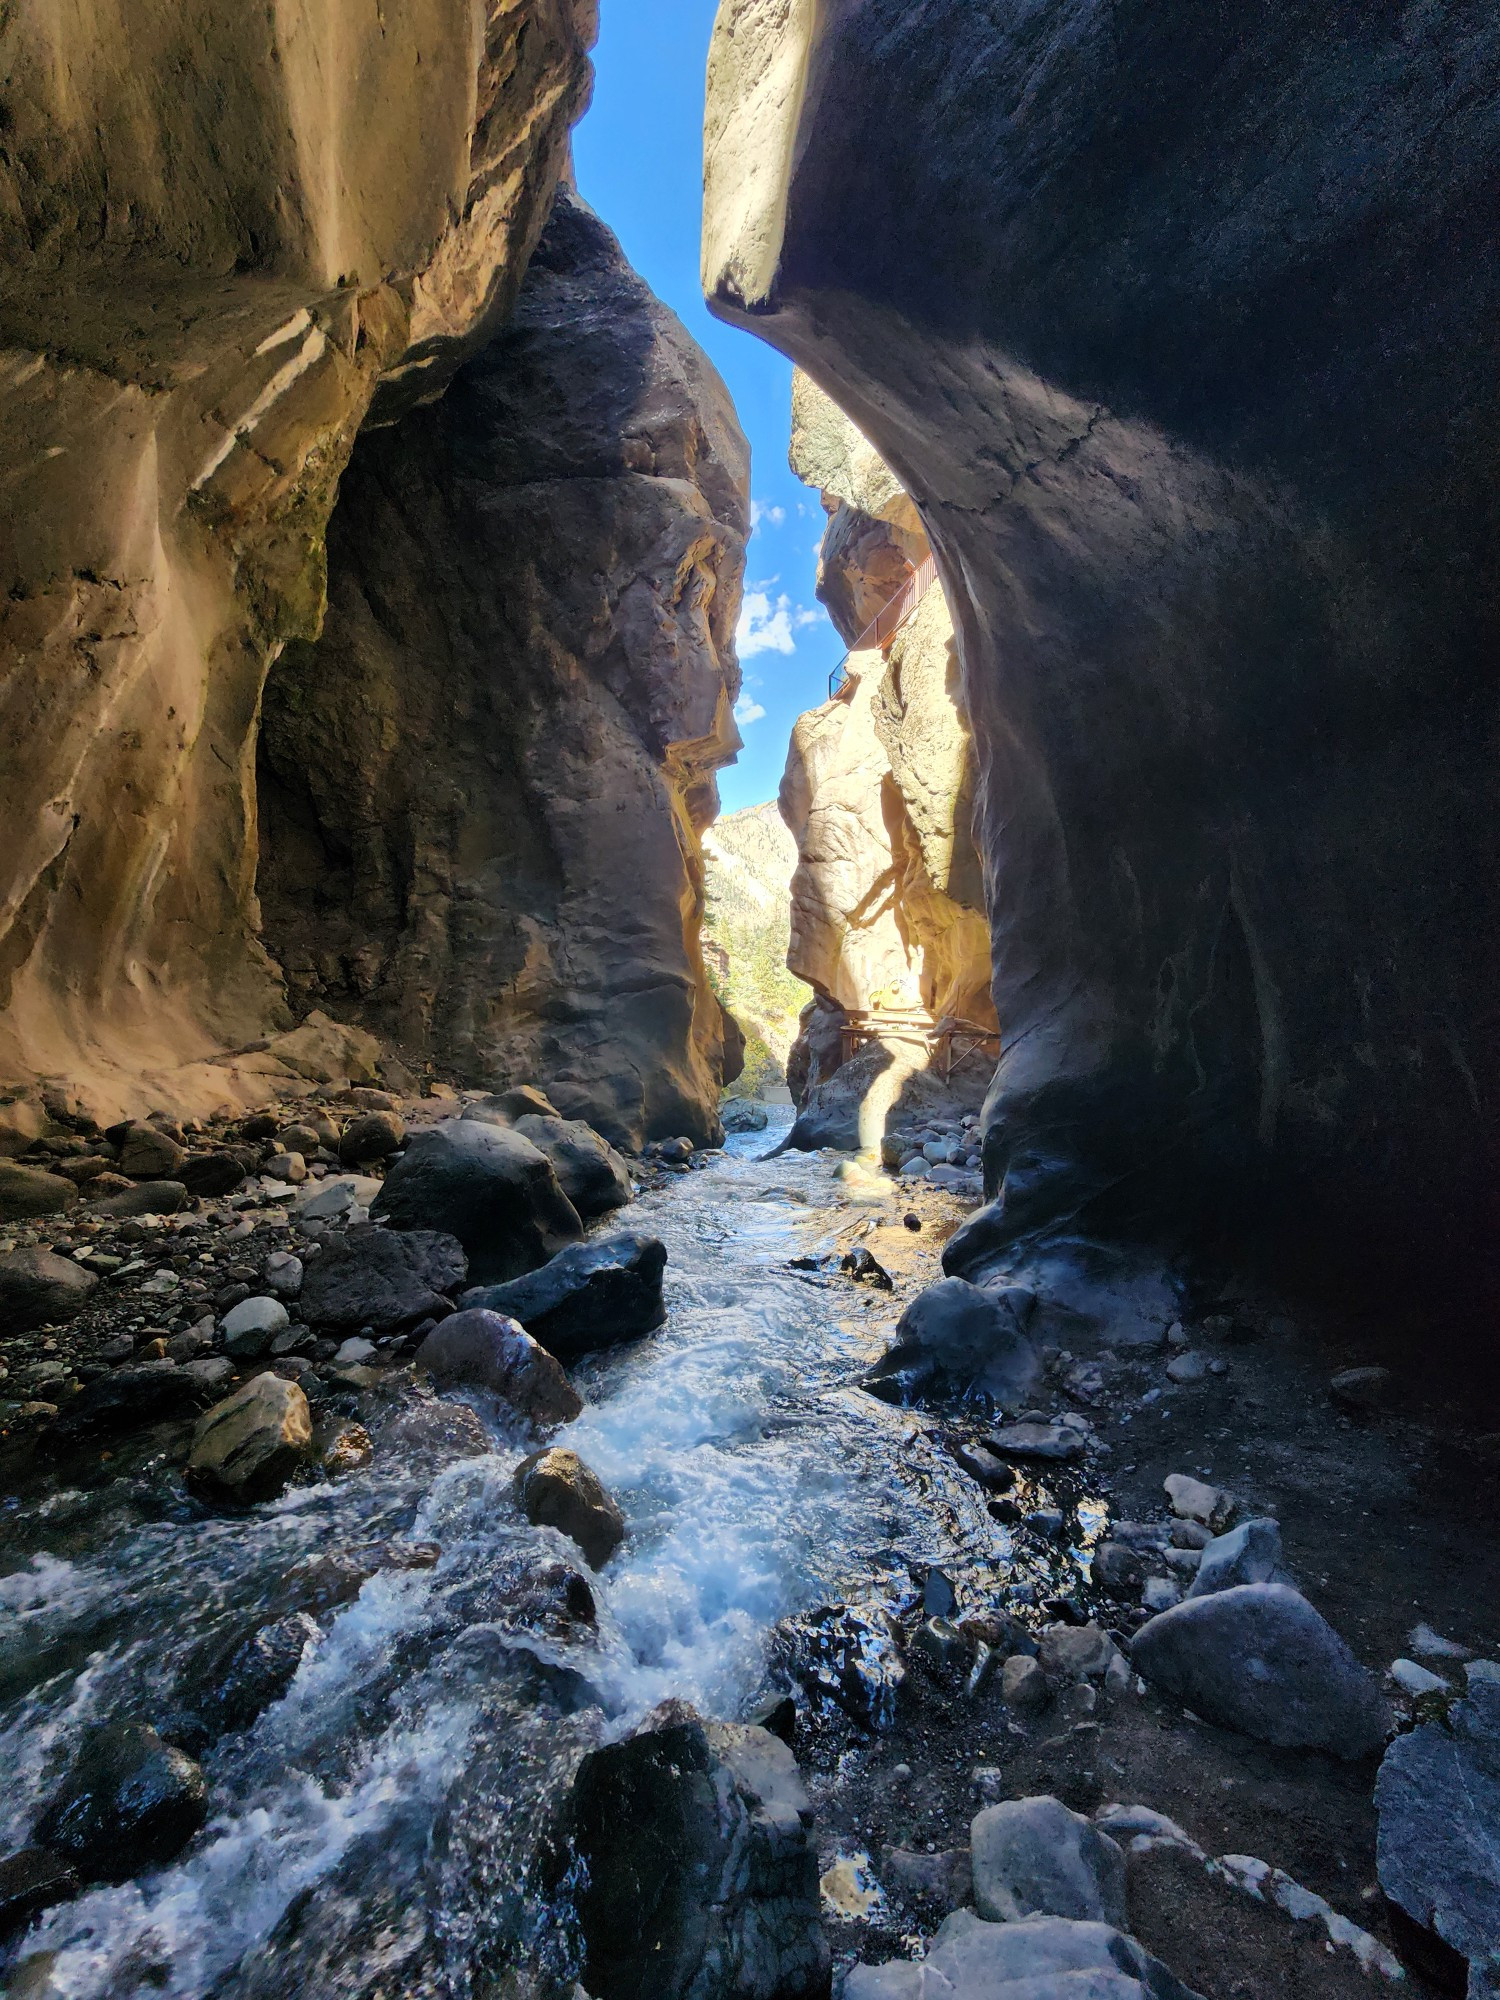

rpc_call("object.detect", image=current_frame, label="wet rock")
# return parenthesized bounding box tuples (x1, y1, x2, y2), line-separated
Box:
(0, 1247, 98, 1329)
(117, 1122, 186, 1180)
(1329, 1365, 1396, 1413)
(971, 1795, 1126, 1926)
(841, 1245, 894, 1290)
(298, 1225, 466, 1331)
(1132, 1583, 1389, 1757)
(511, 1113, 633, 1219)
(49, 1363, 206, 1440)
(1376, 1665, 1500, 1999)
(1001, 1655, 1050, 1712)
(32, 1723, 207, 1883)
(87, 1178, 189, 1218)
(0, 1845, 79, 1939)
(188, 1373, 314, 1503)
(514, 1447, 625, 1568)
(657, 1136, 694, 1164)
(221, 1295, 291, 1358)
(953, 1440, 1015, 1488)
(985, 1419, 1086, 1464)
(554, 1701, 828, 2000)
(1183, 1518, 1286, 1600)
(463, 1231, 667, 1362)
(773, 1602, 907, 1732)
(0, 1160, 79, 1219)
(722, 1100, 769, 1133)
(179, 1613, 320, 1748)
(339, 1110, 406, 1165)
(1164, 1474, 1236, 1530)
(372, 1119, 582, 1284)
(416, 1308, 582, 1427)
(861, 1277, 1038, 1408)
(844, 1909, 1204, 1998)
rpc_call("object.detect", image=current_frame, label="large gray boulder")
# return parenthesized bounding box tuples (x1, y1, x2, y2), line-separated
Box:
(1375, 1665, 1500, 2000)
(861, 1277, 1037, 1408)
(0, 1247, 97, 1330)
(372, 1119, 582, 1285)
(298, 1225, 467, 1331)
(1131, 1583, 1389, 1758)
(844, 1911, 1205, 1998)
(463, 1230, 667, 1362)
(971, 1795, 1126, 1927)
(415, 1308, 581, 1428)
(552, 1700, 829, 2000)
(512, 1112, 633, 1219)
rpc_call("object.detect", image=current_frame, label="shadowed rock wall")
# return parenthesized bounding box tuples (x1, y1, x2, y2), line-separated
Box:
(704, 0, 1500, 1300)
(0, 0, 597, 1123)
(257, 195, 749, 1150)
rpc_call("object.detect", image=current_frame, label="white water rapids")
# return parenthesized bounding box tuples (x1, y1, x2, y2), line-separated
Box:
(0, 1119, 1066, 1998)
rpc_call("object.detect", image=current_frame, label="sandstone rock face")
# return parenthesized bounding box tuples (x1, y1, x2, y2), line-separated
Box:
(0, 3, 597, 1128)
(704, 1, 1500, 1305)
(257, 192, 748, 1150)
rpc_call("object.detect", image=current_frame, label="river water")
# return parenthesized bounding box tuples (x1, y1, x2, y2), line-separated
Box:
(0, 1119, 1084, 1998)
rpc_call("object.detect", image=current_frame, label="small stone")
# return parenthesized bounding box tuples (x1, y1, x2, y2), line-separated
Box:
(117, 1123, 186, 1180)
(1001, 1654, 1050, 1711)
(165, 1325, 212, 1362)
(180, 1357, 233, 1390)
(657, 1136, 694, 1164)
(1038, 1623, 1119, 1682)
(1329, 1365, 1396, 1413)
(339, 1111, 407, 1165)
(333, 1336, 378, 1365)
(513, 1447, 625, 1568)
(1164, 1472, 1235, 1529)
(970, 1795, 1126, 1926)
(1388, 1658, 1450, 1698)
(264, 1251, 304, 1298)
(1409, 1623, 1472, 1661)
(986, 1420, 1086, 1464)
(1170, 1520, 1212, 1550)
(953, 1440, 1015, 1488)
(178, 1152, 249, 1198)
(913, 1617, 967, 1668)
(220, 1295, 291, 1358)
(1165, 1350, 1210, 1385)
(1184, 1517, 1285, 1600)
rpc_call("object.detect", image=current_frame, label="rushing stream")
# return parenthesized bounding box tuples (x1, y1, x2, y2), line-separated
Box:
(0, 1118, 1097, 1998)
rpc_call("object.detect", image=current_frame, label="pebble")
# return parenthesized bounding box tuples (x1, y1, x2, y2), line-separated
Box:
(1388, 1658, 1450, 1698)
(220, 1295, 291, 1358)
(1409, 1622, 1471, 1661)
(1165, 1350, 1211, 1384)
(1164, 1472, 1235, 1529)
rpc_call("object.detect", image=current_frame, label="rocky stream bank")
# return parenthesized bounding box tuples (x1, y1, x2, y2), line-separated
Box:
(0, 1093, 1495, 1999)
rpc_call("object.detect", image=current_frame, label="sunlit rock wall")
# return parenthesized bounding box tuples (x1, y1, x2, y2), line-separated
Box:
(705, 0, 1500, 1302)
(0, 0, 596, 1121)
(257, 195, 749, 1150)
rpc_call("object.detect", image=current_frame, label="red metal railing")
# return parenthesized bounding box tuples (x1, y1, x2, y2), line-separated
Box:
(828, 552, 939, 700)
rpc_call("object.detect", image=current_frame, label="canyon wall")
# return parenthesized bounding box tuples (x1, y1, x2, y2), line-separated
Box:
(778, 377, 994, 1124)
(257, 192, 749, 1150)
(704, 0, 1500, 1302)
(0, 0, 598, 1122)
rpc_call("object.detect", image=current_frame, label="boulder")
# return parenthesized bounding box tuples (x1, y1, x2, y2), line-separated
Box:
(187, 1374, 313, 1503)
(1131, 1583, 1390, 1758)
(722, 1100, 769, 1132)
(1183, 1518, 1287, 1600)
(265, 1011, 381, 1087)
(415, 1308, 582, 1427)
(1001, 1655, 1049, 1712)
(49, 1363, 205, 1440)
(87, 1179, 188, 1218)
(221, 1295, 291, 1358)
(512, 1112, 633, 1218)
(0, 1846, 79, 1940)
(0, 1248, 97, 1330)
(463, 1231, 667, 1362)
(338, 1110, 406, 1164)
(298, 1225, 466, 1332)
(0, 1160, 78, 1220)
(861, 1277, 1037, 1407)
(553, 1701, 829, 2000)
(1376, 1666, 1500, 2000)
(32, 1723, 207, 1883)
(372, 1119, 582, 1284)
(844, 1910, 1205, 1998)
(117, 1121, 186, 1180)
(514, 1447, 625, 1568)
(971, 1795, 1127, 1926)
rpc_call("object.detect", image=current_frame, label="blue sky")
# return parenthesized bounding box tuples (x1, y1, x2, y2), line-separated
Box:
(573, 0, 844, 815)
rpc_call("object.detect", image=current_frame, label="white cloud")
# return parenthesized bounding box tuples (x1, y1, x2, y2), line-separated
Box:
(750, 499, 787, 532)
(734, 694, 767, 727)
(736, 589, 797, 659)
(794, 606, 823, 629)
